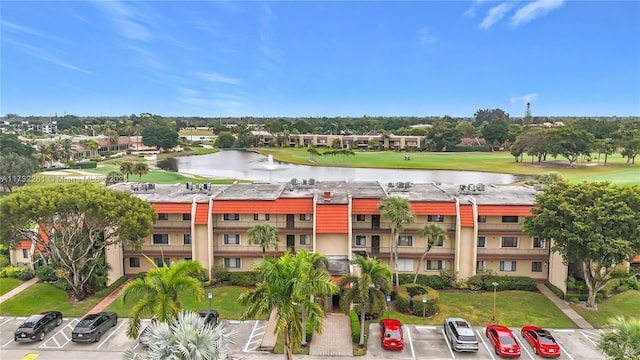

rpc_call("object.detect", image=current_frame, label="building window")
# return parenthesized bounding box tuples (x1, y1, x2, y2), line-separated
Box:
(354, 235, 366, 247)
(425, 260, 445, 270)
(396, 259, 414, 271)
(152, 234, 169, 245)
(476, 260, 487, 272)
(183, 234, 192, 245)
(154, 257, 170, 267)
(223, 234, 241, 245)
(434, 237, 445, 247)
(254, 214, 270, 221)
(129, 257, 140, 268)
(22, 249, 29, 258)
(299, 214, 311, 221)
(427, 215, 444, 222)
(397, 235, 413, 247)
(532, 237, 546, 249)
(477, 216, 487, 223)
(157, 213, 169, 220)
(531, 261, 543, 272)
(500, 261, 517, 272)
(182, 213, 191, 221)
(502, 216, 519, 223)
(300, 234, 311, 245)
(223, 214, 240, 221)
(477, 236, 486, 248)
(501, 236, 519, 248)
(224, 257, 241, 269)
(355, 214, 366, 222)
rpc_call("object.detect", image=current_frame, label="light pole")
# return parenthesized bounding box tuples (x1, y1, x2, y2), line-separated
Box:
(491, 282, 499, 321)
(208, 292, 213, 313)
(385, 295, 391, 318)
(422, 296, 427, 319)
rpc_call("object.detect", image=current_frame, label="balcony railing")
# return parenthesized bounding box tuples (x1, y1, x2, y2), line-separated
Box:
(476, 248, 548, 255)
(213, 220, 313, 230)
(477, 224, 526, 233)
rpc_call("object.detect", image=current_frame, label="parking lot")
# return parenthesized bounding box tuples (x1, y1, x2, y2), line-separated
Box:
(0, 316, 269, 360)
(367, 323, 607, 360)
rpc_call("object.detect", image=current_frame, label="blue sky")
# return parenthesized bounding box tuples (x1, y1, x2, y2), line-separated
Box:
(1, 1, 639, 118)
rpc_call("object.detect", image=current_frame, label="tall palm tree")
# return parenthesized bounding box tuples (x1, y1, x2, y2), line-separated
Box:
(240, 250, 337, 360)
(338, 255, 392, 346)
(296, 251, 331, 347)
(247, 223, 280, 258)
(598, 316, 640, 360)
(123, 310, 234, 360)
(414, 224, 447, 283)
(133, 162, 149, 182)
(121, 257, 205, 339)
(119, 161, 135, 182)
(378, 196, 415, 287)
(60, 138, 73, 164)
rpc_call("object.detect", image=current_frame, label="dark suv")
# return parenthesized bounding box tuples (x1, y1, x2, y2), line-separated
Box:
(14, 311, 63, 342)
(72, 312, 118, 343)
(444, 317, 479, 352)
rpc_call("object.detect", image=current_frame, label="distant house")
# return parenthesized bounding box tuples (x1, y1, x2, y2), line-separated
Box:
(457, 137, 486, 147)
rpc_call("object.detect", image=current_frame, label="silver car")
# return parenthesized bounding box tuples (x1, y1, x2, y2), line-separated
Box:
(444, 317, 479, 352)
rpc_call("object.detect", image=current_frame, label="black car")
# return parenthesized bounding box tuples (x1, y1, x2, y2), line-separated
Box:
(71, 312, 118, 343)
(14, 311, 63, 342)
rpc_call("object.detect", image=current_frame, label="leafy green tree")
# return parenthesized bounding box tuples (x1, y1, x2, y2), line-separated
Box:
(523, 181, 640, 308)
(214, 132, 236, 149)
(123, 310, 234, 360)
(0, 133, 34, 157)
(106, 171, 126, 186)
(247, 223, 280, 258)
(133, 162, 149, 182)
(547, 127, 594, 165)
(0, 153, 36, 192)
(473, 108, 509, 127)
(414, 224, 446, 283)
(597, 316, 640, 360)
(378, 196, 415, 287)
(240, 250, 337, 360)
(121, 257, 205, 339)
(119, 161, 135, 181)
(0, 183, 157, 300)
(142, 124, 179, 151)
(426, 121, 462, 151)
(338, 255, 392, 346)
(616, 125, 640, 165)
(594, 138, 617, 165)
(481, 119, 509, 151)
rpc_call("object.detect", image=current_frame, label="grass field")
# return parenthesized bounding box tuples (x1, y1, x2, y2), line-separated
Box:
(570, 290, 640, 327)
(0, 283, 101, 317)
(0, 278, 22, 296)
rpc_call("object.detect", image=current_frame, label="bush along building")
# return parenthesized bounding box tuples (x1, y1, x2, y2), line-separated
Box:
(96, 180, 568, 295)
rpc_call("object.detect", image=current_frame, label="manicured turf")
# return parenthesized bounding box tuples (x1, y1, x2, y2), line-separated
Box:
(0, 278, 22, 296)
(570, 290, 640, 327)
(0, 283, 101, 317)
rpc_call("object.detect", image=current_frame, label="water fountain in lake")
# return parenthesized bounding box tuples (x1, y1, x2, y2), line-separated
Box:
(265, 154, 277, 170)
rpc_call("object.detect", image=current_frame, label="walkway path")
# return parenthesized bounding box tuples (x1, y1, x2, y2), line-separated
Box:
(308, 313, 353, 356)
(0, 277, 39, 305)
(536, 282, 594, 329)
(85, 279, 132, 315)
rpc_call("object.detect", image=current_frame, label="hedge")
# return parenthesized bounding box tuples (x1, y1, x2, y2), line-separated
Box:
(349, 310, 361, 344)
(229, 271, 258, 286)
(395, 285, 411, 313)
(68, 161, 98, 169)
(544, 280, 565, 299)
(397, 274, 446, 289)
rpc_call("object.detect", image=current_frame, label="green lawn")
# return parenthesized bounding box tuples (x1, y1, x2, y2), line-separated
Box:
(570, 290, 640, 327)
(0, 283, 101, 317)
(0, 278, 22, 296)
(384, 290, 576, 328)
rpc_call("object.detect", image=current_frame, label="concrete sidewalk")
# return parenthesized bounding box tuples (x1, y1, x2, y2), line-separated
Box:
(0, 277, 39, 305)
(536, 282, 594, 329)
(85, 279, 132, 315)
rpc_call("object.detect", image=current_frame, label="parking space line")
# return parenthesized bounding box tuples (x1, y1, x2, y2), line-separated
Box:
(404, 325, 415, 358)
(440, 328, 456, 359)
(414, 325, 437, 330)
(580, 329, 602, 347)
(97, 319, 128, 349)
(557, 341, 574, 360)
(0, 318, 12, 327)
(477, 329, 496, 360)
(513, 331, 534, 359)
(3, 338, 14, 347)
(244, 320, 266, 352)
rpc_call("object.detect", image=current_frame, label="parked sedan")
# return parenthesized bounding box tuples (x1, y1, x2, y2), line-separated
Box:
(71, 312, 118, 343)
(379, 318, 404, 350)
(486, 324, 521, 358)
(14, 311, 63, 342)
(521, 325, 561, 357)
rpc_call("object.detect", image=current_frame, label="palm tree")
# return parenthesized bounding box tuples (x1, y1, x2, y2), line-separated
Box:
(120, 257, 205, 339)
(338, 255, 392, 346)
(414, 224, 447, 283)
(119, 161, 135, 182)
(240, 250, 337, 360)
(378, 196, 415, 287)
(133, 162, 149, 182)
(597, 316, 640, 360)
(60, 138, 73, 164)
(122, 310, 234, 360)
(297, 251, 331, 347)
(247, 223, 280, 258)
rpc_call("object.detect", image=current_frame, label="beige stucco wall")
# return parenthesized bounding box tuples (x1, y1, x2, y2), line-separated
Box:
(105, 242, 124, 285)
(456, 227, 476, 280)
(548, 244, 568, 293)
(316, 233, 349, 256)
(192, 223, 210, 274)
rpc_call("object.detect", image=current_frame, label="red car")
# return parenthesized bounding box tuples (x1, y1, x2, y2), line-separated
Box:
(521, 326, 561, 357)
(379, 318, 404, 350)
(486, 325, 521, 357)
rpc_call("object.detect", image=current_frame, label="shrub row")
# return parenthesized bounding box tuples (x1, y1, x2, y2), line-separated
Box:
(397, 274, 446, 290)
(466, 274, 537, 291)
(544, 280, 565, 299)
(396, 283, 441, 317)
(68, 161, 98, 169)
(228, 271, 258, 287)
(349, 310, 361, 344)
(0, 266, 35, 280)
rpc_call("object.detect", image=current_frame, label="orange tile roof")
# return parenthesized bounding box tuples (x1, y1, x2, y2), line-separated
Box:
(18, 240, 31, 250)
(410, 202, 457, 215)
(194, 203, 209, 225)
(459, 204, 474, 227)
(316, 204, 349, 233)
(212, 198, 313, 214)
(153, 203, 192, 213)
(352, 198, 381, 214)
(477, 205, 532, 216)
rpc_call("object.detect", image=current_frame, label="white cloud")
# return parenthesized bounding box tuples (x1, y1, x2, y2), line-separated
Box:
(194, 72, 242, 86)
(510, 93, 539, 104)
(511, 0, 564, 27)
(463, 7, 476, 18)
(5, 39, 92, 74)
(417, 27, 437, 44)
(479, 3, 514, 29)
(93, 1, 152, 41)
